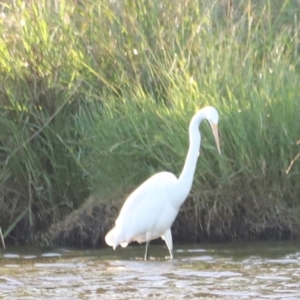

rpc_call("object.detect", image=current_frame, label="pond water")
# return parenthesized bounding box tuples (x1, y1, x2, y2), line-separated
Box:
(1, 241, 300, 299)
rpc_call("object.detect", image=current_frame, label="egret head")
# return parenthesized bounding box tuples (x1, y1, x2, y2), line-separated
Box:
(205, 106, 221, 154)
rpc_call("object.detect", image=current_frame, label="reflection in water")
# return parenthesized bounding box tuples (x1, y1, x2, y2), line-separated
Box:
(1, 242, 300, 299)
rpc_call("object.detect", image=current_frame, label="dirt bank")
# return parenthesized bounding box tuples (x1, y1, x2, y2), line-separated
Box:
(43, 178, 300, 248)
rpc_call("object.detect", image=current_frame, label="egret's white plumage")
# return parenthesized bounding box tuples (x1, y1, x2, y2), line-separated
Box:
(105, 106, 221, 260)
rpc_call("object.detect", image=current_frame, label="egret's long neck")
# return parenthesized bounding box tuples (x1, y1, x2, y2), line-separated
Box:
(178, 111, 206, 199)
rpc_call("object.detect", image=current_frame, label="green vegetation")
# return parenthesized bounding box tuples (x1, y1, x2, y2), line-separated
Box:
(1, 0, 300, 245)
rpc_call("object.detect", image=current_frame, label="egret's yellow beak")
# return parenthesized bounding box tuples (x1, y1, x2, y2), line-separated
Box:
(210, 123, 221, 154)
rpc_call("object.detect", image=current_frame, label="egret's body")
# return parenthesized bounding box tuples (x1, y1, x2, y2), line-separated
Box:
(105, 106, 221, 260)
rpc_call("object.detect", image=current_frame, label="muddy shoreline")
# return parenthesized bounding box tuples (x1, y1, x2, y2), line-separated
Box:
(41, 190, 299, 248)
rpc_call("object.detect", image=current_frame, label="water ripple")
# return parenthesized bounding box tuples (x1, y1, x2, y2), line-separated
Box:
(1, 242, 300, 299)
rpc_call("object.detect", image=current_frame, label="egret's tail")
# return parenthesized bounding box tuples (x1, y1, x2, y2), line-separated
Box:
(105, 228, 117, 249)
(105, 227, 129, 249)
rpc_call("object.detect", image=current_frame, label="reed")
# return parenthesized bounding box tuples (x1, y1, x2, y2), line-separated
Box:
(1, 0, 299, 244)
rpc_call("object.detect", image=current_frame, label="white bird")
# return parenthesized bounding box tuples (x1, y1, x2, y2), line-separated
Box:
(105, 106, 221, 260)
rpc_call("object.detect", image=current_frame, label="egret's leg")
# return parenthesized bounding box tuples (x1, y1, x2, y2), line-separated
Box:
(144, 241, 149, 261)
(162, 229, 173, 259)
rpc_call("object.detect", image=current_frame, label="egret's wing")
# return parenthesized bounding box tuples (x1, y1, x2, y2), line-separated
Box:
(117, 172, 176, 221)
(117, 187, 167, 241)
(114, 172, 177, 243)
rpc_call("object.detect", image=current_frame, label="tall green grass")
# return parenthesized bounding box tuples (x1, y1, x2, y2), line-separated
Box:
(1, 0, 300, 243)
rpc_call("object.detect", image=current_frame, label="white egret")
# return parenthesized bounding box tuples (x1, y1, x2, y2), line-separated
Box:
(105, 106, 221, 260)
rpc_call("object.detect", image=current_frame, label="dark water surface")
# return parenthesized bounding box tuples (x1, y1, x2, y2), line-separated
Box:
(1, 241, 300, 299)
